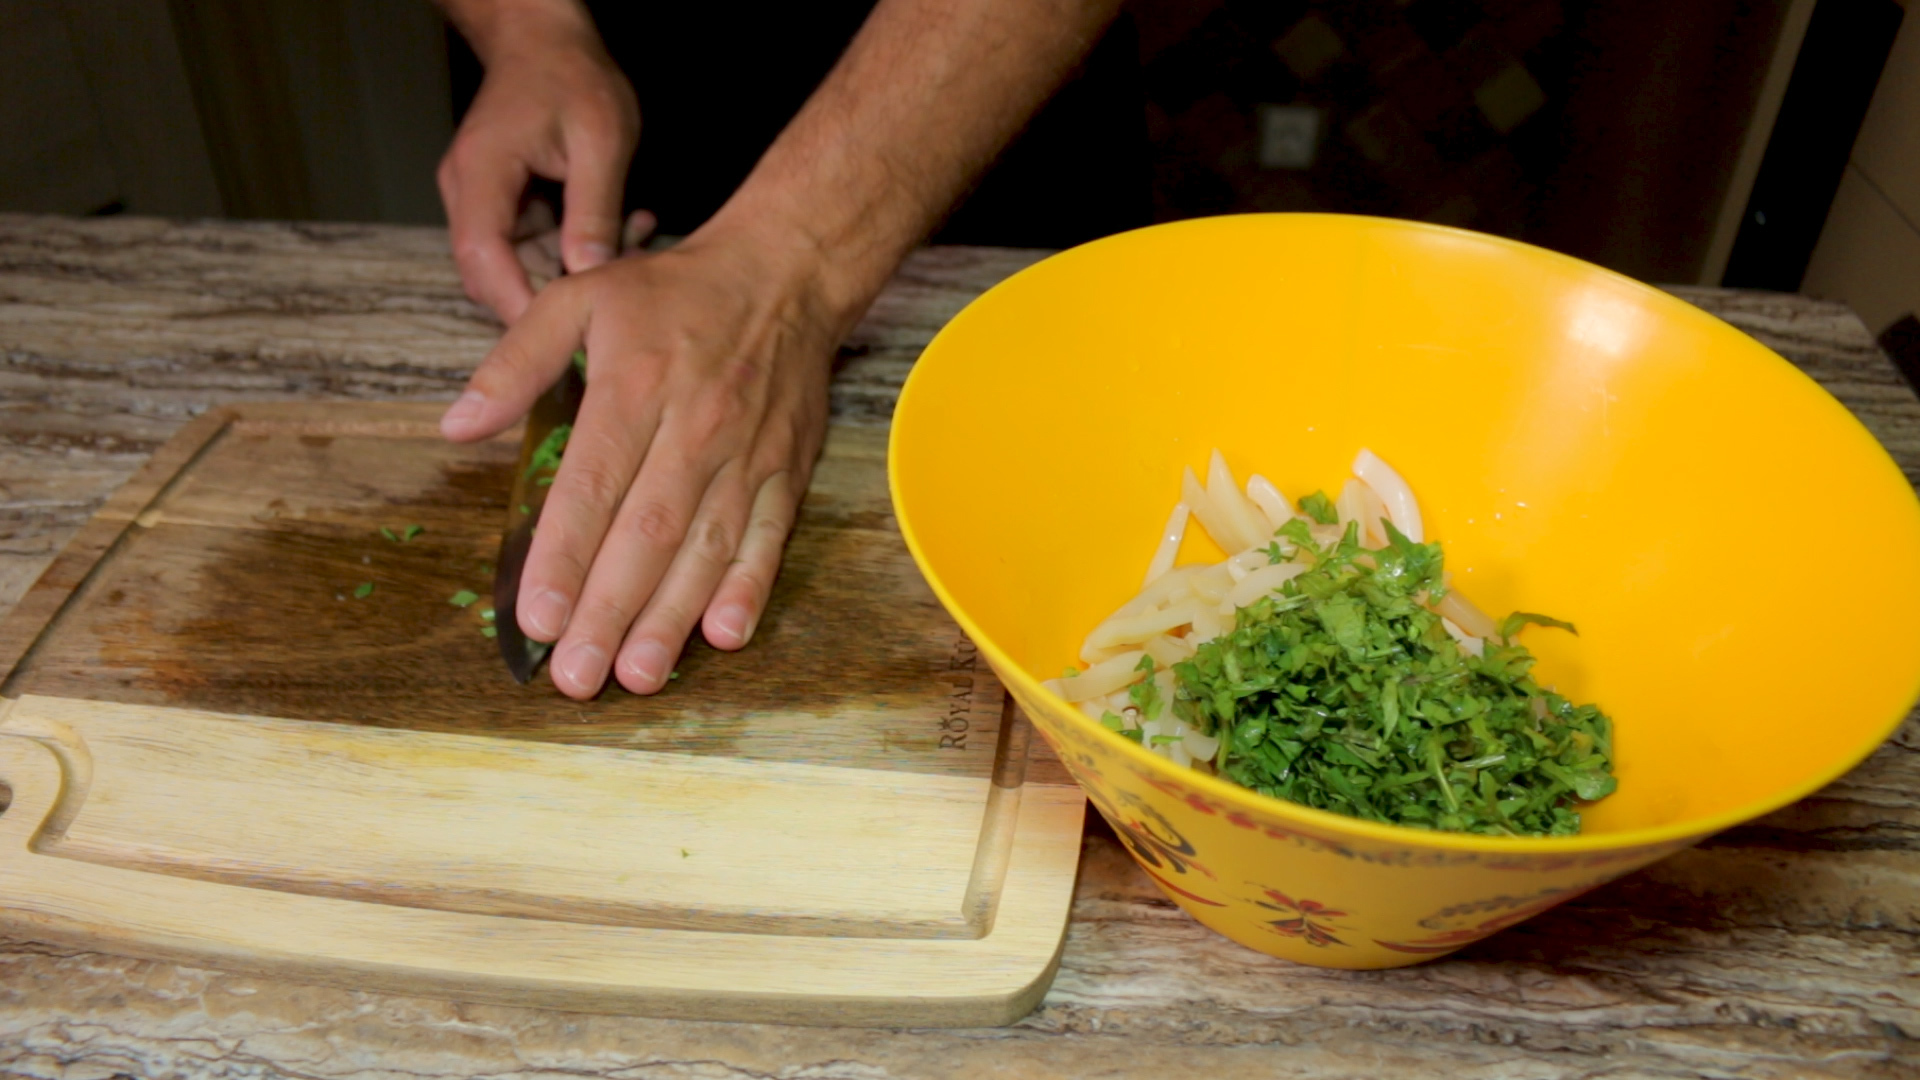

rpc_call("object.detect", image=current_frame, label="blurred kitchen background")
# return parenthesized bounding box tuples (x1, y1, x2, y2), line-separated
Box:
(5, 0, 1918, 344)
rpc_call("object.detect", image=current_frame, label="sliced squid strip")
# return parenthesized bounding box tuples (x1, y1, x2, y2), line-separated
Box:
(1353, 447, 1424, 543)
(1085, 598, 1208, 652)
(1054, 649, 1150, 702)
(1227, 561, 1308, 609)
(1207, 449, 1270, 551)
(1182, 466, 1248, 556)
(1246, 473, 1295, 534)
(1143, 502, 1190, 587)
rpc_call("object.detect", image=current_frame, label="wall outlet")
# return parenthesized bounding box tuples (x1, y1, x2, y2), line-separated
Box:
(1257, 104, 1322, 170)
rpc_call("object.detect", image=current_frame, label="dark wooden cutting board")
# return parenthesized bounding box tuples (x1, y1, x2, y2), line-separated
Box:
(0, 402, 1083, 1026)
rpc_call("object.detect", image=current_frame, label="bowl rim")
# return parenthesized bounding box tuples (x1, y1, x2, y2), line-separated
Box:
(888, 211, 1920, 855)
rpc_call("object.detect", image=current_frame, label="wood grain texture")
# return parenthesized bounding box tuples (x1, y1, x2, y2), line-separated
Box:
(0, 399, 1083, 1024)
(0, 697, 1085, 1028)
(0, 405, 1015, 777)
(20, 697, 996, 937)
(1, 215, 1916, 1076)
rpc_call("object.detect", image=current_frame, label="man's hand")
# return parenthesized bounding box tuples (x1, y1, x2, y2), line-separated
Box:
(440, 225, 836, 697)
(436, 0, 638, 324)
(438, 0, 1123, 697)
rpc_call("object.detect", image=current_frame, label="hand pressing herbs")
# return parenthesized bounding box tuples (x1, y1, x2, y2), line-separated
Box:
(1173, 519, 1614, 836)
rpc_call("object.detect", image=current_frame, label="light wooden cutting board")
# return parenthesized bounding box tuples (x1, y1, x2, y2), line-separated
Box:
(0, 402, 1084, 1027)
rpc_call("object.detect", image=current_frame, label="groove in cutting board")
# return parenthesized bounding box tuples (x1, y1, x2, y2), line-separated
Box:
(0, 402, 1085, 1026)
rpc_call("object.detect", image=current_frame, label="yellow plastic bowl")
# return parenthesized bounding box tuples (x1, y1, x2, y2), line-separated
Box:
(889, 214, 1920, 968)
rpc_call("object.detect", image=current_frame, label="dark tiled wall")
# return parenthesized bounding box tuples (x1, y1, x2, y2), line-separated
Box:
(1137, 0, 1577, 239)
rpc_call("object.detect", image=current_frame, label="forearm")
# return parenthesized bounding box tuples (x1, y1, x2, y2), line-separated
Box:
(705, 0, 1126, 322)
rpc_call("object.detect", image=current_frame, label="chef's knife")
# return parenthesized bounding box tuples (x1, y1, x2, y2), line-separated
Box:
(493, 354, 586, 683)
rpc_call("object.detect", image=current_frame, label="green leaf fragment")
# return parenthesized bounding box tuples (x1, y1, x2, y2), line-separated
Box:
(379, 527, 398, 542)
(403, 524, 424, 541)
(1277, 517, 1316, 550)
(480, 608, 495, 622)
(525, 423, 572, 480)
(481, 625, 497, 638)
(449, 589, 480, 608)
(1298, 490, 1339, 524)
(352, 581, 374, 599)
(1499, 611, 1579, 641)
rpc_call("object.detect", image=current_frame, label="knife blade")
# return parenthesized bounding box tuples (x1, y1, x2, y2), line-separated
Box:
(493, 355, 587, 683)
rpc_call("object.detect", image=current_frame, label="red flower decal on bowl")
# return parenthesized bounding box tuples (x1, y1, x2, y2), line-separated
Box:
(1252, 887, 1350, 947)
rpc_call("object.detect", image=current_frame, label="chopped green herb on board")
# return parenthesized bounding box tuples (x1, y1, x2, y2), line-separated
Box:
(352, 581, 374, 599)
(481, 625, 498, 638)
(403, 524, 425, 541)
(379, 526, 398, 542)
(449, 589, 480, 608)
(1170, 520, 1615, 837)
(525, 423, 572, 481)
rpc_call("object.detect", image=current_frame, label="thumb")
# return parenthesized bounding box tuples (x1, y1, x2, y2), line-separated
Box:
(441, 279, 587, 442)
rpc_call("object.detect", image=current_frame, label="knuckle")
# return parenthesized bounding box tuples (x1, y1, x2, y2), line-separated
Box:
(720, 363, 768, 412)
(443, 134, 485, 178)
(642, 599, 700, 637)
(747, 510, 789, 539)
(537, 545, 593, 590)
(627, 499, 685, 548)
(571, 106, 619, 144)
(449, 231, 498, 273)
(566, 459, 630, 512)
(577, 592, 638, 635)
(723, 562, 773, 604)
(687, 516, 736, 563)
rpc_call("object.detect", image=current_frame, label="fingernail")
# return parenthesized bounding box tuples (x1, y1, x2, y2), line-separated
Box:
(524, 588, 571, 640)
(555, 641, 609, 693)
(574, 241, 613, 270)
(620, 640, 671, 689)
(710, 604, 754, 648)
(440, 390, 486, 433)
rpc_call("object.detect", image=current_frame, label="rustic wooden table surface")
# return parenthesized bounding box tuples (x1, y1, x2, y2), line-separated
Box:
(1, 213, 1916, 1080)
